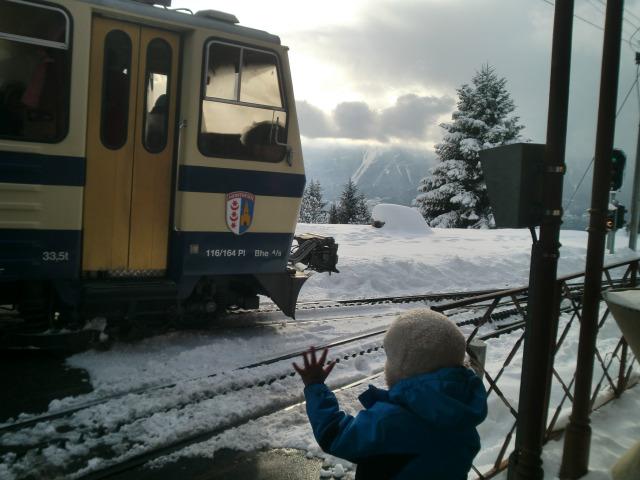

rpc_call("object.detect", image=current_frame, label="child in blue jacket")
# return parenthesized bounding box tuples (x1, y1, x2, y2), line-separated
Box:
(293, 308, 488, 480)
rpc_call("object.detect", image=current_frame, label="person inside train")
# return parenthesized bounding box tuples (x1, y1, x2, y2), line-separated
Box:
(293, 308, 488, 480)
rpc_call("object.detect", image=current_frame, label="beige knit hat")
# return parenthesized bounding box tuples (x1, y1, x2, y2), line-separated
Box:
(384, 308, 466, 387)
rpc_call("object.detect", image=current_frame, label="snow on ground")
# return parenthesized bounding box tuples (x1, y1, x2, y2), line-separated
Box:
(493, 384, 640, 480)
(295, 220, 638, 301)
(145, 307, 639, 480)
(2, 206, 639, 479)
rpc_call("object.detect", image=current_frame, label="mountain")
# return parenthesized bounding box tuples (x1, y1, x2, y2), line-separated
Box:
(302, 144, 436, 206)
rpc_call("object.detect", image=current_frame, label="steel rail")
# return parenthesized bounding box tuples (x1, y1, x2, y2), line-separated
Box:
(0, 287, 518, 433)
(72, 302, 554, 480)
(0, 294, 530, 442)
(0, 267, 628, 436)
(78, 370, 385, 480)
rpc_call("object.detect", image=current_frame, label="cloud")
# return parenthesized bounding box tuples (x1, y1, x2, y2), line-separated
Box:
(289, 0, 640, 160)
(383, 94, 453, 139)
(296, 101, 335, 137)
(290, 0, 554, 141)
(333, 101, 378, 139)
(297, 94, 453, 142)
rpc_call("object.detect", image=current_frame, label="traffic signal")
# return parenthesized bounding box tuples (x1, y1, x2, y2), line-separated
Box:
(606, 209, 616, 231)
(616, 204, 626, 229)
(611, 148, 626, 191)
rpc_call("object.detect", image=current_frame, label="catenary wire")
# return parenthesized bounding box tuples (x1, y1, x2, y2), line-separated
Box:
(617, 67, 640, 117)
(597, 0, 640, 27)
(589, 0, 640, 34)
(539, 0, 634, 44)
(564, 65, 640, 212)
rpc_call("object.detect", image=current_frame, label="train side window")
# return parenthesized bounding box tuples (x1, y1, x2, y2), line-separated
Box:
(199, 41, 288, 163)
(100, 30, 132, 150)
(0, 0, 70, 143)
(240, 49, 282, 108)
(143, 38, 172, 153)
(205, 43, 240, 101)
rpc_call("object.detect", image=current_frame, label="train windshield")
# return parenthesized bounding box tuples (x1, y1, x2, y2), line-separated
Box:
(0, 0, 70, 142)
(199, 41, 288, 163)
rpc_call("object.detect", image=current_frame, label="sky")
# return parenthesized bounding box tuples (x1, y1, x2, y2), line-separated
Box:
(174, 0, 640, 195)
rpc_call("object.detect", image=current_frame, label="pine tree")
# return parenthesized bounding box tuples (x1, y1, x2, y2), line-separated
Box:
(415, 65, 524, 228)
(328, 203, 339, 224)
(336, 179, 371, 224)
(299, 180, 328, 224)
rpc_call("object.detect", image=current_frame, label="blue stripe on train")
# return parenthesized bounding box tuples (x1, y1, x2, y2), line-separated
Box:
(0, 229, 81, 279)
(0, 151, 85, 186)
(178, 165, 305, 198)
(0, 230, 293, 280)
(171, 231, 293, 276)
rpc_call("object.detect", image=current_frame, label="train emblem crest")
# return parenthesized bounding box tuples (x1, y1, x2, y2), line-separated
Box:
(226, 191, 255, 235)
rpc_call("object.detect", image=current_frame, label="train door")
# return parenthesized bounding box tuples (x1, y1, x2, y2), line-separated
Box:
(82, 17, 179, 273)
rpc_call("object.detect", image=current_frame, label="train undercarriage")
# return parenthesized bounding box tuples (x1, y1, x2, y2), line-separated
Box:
(0, 234, 339, 351)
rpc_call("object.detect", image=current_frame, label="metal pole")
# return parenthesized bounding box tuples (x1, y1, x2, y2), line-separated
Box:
(559, 1, 624, 478)
(629, 122, 640, 250)
(507, 2, 574, 479)
(607, 191, 616, 253)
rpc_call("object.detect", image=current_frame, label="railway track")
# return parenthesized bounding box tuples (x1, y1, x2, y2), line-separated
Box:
(0, 287, 515, 352)
(0, 286, 527, 433)
(79, 369, 387, 480)
(0, 282, 578, 434)
(0, 275, 612, 480)
(0, 275, 608, 346)
(0, 289, 537, 479)
(0, 340, 388, 480)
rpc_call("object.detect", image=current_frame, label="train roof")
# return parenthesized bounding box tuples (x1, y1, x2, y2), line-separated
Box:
(76, 0, 282, 45)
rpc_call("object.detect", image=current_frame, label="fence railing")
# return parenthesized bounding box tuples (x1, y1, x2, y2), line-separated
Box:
(433, 258, 639, 479)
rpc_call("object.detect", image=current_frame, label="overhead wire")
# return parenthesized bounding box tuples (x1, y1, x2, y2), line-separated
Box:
(540, 0, 640, 211)
(617, 67, 640, 117)
(539, 0, 635, 45)
(591, 0, 640, 35)
(564, 65, 640, 211)
(590, 0, 639, 32)
(596, 0, 640, 26)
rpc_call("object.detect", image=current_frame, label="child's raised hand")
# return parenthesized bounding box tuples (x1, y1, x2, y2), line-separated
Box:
(293, 346, 336, 386)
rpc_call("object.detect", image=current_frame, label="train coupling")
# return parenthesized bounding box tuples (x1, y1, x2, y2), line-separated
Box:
(255, 234, 338, 318)
(289, 233, 339, 274)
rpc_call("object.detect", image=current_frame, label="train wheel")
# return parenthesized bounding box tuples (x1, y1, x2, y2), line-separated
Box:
(17, 282, 52, 328)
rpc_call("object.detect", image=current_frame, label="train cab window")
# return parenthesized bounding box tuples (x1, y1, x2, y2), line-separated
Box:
(240, 49, 282, 108)
(199, 41, 288, 162)
(205, 43, 240, 101)
(143, 38, 172, 153)
(0, 0, 70, 142)
(100, 30, 132, 150)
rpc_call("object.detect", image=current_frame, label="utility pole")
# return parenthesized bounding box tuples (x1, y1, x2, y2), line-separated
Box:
(507, 1, 573, 479)
(559, 0, 624, 477)
(629, 106, 640, 249)
(607, 191, 616, 253)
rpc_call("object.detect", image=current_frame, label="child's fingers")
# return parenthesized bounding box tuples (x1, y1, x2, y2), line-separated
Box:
(318, 347, 329, 366)
(323, 360, 336, 376)
(309, 346, 317, 364)
(293, 362, 303, 375)
(303, 351, 310, 369)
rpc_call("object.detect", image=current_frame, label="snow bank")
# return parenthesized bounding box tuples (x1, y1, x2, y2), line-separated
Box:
(371, 203, 431, 235)
(295, 225, 638, 301)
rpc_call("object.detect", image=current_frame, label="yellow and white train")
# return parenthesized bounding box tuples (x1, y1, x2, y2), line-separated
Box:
(0, 0, 337, 341)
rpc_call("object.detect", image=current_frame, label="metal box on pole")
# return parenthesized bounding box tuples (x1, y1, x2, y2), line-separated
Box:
(479, 143, 545, 228)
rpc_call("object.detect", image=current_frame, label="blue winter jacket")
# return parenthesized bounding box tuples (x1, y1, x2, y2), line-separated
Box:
(304, 367, 488, 479)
